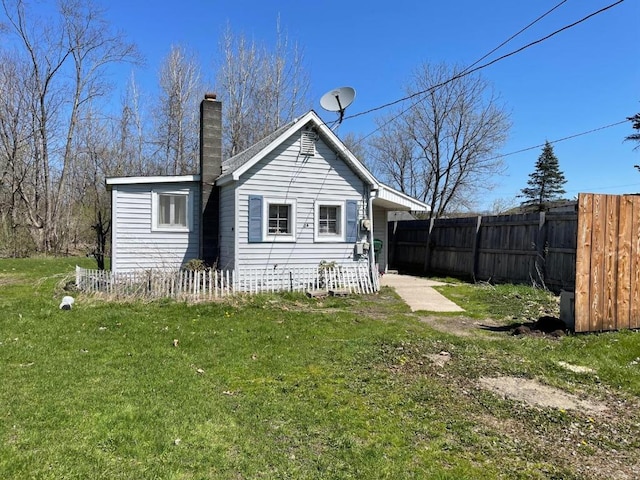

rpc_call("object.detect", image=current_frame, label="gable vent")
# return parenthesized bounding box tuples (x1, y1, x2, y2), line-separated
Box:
(300, 130, 317, 156)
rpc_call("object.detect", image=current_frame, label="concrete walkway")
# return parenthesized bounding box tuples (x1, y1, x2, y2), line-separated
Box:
(380, 273, 464, 313)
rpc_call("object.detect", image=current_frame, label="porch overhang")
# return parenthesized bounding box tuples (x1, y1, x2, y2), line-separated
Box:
(372, 184, 430, 212)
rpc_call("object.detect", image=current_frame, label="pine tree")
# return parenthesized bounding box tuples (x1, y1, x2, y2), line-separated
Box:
(626, 113, 640, 150)
(520, 141, 567, 211)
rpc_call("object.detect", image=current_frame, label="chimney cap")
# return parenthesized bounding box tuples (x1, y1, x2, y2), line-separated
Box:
(204, 93, 217, 100)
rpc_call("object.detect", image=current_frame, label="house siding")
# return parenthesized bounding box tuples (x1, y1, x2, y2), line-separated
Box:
(110, 182, 200, 273)
(373, 205, 388, 272)
(217, 183, 236, 269)
(233, 133, 370, 270)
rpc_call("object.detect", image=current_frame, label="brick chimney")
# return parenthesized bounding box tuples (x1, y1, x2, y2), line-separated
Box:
(200, 93, 222, 266)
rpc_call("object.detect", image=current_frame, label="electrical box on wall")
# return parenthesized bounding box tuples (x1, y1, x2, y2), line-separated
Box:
(360, 218, 371, 231)
(354, 242, 370, 256)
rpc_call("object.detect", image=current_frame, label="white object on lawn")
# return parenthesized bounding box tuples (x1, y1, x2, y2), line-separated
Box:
(59, 296, 75, 310)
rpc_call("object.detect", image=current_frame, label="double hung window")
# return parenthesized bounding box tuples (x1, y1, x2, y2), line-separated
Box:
(152, 190, 191, 231)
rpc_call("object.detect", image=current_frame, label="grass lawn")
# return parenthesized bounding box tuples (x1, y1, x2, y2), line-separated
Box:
(1, 258, 639, 479)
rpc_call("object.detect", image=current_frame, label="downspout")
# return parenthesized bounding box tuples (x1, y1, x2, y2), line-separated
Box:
(368, 186, 378, 291)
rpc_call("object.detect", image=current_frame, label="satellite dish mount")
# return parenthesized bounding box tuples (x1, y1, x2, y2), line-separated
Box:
(320, 86, 356, 125)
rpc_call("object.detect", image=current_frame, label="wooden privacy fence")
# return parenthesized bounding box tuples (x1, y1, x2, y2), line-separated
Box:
(75, 263, 377, 300)
(575, 193, 640, 332)
(389, 211, 577, 293)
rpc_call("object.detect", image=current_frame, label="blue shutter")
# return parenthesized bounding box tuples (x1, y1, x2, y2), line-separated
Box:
(346, 200, 358, 243)
(248, 195, 263, 243)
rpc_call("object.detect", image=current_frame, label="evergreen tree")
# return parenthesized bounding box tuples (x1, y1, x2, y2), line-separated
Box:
(520, 141, 567, 211)
(625, 113, 640, 150)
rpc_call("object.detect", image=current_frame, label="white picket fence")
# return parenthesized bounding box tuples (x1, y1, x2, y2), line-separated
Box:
(75, 264, 379, 300)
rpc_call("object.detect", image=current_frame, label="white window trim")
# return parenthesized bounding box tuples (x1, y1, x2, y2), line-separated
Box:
(314, 201, 346, 242)
(264, 198, 296, 242)
(151, 188, 192, 232)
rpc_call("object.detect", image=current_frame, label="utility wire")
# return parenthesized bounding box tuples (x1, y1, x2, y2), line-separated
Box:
(459, 0, 568, 75)
(486, 120, 628, 161)
(350, 0, 571, 143)
(344, 0, 624, 122)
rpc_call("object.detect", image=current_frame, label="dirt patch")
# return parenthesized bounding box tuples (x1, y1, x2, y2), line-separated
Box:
(415, 314, 504, 337)
(558, 361, 596, 374)
(0, 274, 21, 287)
(479, 376, 608, 414)
(426, 351, 451, 367)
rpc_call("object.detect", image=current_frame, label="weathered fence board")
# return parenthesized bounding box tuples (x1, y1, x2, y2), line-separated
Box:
(389, 211, 577, 293)
(75, 263, 377, 300)
(575, 194, 640, 332)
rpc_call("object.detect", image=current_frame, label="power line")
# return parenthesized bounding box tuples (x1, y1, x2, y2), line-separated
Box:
(459, 0, 568, 75)
(487, 120, 628, 161)
(349, 0, 571, 144)
(489, 181, 640, 198)
(344, 0, 624, 122)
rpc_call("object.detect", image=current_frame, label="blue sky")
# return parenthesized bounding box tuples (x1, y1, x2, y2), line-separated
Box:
(104, 0, 639, 210)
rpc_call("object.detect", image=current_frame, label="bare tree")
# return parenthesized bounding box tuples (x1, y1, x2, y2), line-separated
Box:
(216, 22, 311, 158)
(0, 51, 35, 255)
(110, 73, 148, 176)
(369, 63, 510, 218)
(154, 44, 203, 175)
(341, 131, 369, 167)
(0, 0, 139, 252)
(68, 103, 112, 266)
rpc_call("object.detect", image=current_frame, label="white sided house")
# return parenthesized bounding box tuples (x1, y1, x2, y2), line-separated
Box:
(106, 96, 428, 289)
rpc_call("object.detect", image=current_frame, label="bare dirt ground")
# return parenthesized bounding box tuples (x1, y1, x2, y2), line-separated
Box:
(416, 313, 505, 337)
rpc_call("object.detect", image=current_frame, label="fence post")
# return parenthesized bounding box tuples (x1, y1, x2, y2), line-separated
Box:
(536, 212, 548, 287)
(471, 215, 482, 280)
(422, 217, 436, 274)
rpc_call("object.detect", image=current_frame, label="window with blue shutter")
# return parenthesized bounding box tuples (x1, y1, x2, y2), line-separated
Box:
(248, 195, 263, 242)
(345, 200, 358, 243)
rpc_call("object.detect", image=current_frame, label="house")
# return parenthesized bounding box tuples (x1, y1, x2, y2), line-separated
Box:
(106, 94, 429, 288)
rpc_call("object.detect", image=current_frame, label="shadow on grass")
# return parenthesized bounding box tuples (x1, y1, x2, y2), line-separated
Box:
(479, 316, 570, 337)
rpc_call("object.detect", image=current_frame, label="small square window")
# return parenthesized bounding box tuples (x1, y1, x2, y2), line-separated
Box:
(319, 206, 340, 235)
(152, 190, 191, 231)
(158, 194, 187, 227)
(315, 202, 345, 242)
(268, 204, 291, 235)
(260, 198, 296, 242)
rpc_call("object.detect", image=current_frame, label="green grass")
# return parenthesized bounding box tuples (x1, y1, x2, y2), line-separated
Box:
(1, 258, 639, 479)
(435, 281, 559, 321)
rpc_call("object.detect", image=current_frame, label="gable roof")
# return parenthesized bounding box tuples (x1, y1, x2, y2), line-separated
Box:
(216, 110, 377, 187)
(215, 110, 430, 212)
(221, 121, 295, 176)
(104, 110, 430, 215)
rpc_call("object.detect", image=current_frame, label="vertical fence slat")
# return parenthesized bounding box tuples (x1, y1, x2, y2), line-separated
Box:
(603, 196, 619, 331)
(630, 197, 640, 329)
(575, 194, 593, 332)
(615, 196, 631, 330)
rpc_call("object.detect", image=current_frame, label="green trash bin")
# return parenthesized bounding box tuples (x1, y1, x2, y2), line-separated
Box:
(373, 239, 383, 259)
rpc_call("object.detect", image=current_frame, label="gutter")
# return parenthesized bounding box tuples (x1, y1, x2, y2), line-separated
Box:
(368, 186, 378, 291)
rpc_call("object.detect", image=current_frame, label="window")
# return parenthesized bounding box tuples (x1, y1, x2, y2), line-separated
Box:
(152, 190, 191, 231)
(318, 205, 340, 235)
(249, 195, 296, 242)
(315, 201, 349, 242)
(268, 204, 291, 235)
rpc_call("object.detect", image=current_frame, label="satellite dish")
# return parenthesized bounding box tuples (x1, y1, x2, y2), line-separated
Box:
(320, 86, 356, 124)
